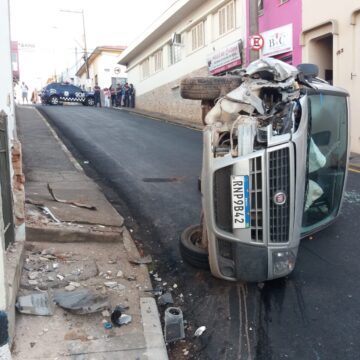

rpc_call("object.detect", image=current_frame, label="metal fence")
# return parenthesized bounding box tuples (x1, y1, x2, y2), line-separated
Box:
(0, 111, 14, 249)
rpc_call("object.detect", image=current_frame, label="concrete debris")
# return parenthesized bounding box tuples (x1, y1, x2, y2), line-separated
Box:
(69, 282, 80, 288)
(54, 289, 109, 314)
(56, 274, 64, 281)
(65, 285, 76, 292)
(28, 280, 38, 286)
(28, 272, 39, 280)
(47, 183, 97, 211)
(158, 292, 174, 306)
(16, 291, 55, 316)
(128, 254, 152, 265)
(116, 271, 123, 278)
(104, 281, 117, 288)
(101, 310, 110, 317)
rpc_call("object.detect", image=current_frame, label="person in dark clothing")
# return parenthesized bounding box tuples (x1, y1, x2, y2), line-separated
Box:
(129, 84, 135, 108)
(116, 83, 123, 107)
(94, 84, 101, 107)
(110, 85, 116, 107)
(124, 83, 130, 107)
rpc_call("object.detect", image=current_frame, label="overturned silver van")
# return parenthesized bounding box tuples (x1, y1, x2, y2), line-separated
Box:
(180, 58, 349, 282)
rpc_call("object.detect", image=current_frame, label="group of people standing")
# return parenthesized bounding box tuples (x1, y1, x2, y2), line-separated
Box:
(94, 83, 135, 108)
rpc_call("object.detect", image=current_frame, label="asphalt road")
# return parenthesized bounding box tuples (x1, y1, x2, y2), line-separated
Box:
(38, 105, 360, 360)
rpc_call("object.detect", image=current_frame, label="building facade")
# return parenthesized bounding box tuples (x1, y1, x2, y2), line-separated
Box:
(118, 0, 247, 125)
(76, 46, 127, 90)
(301, 0, 360, 153)
(251, 0, 302, 66)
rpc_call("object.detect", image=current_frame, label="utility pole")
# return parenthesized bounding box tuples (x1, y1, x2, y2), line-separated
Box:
(60, 9, 89, 79)
(249, 0, 260, 62)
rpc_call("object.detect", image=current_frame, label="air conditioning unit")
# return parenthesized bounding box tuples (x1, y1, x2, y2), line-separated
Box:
(171, 33, 182, 45)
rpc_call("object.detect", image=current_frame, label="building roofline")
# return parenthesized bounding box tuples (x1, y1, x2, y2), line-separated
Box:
(118, 0, 207, 65)
(76, 46, 126, 77)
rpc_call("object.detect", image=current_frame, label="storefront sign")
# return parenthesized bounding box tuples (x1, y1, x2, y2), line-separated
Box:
(250, 34, 264, 51)
(207, 42, 242, 75)
(261, 24, 293, 57)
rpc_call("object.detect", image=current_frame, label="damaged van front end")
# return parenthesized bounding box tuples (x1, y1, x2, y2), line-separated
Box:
(182, 58, 349, 282)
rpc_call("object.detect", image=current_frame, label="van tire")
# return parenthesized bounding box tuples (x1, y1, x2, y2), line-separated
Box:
(180, 76, 242, 100)
(180, 225, 209, 270)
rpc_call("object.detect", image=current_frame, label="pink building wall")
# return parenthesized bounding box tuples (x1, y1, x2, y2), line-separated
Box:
(246, 0, 302, 66)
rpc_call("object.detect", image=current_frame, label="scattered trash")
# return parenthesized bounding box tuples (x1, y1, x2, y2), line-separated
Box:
(164, 307, 185, 343)
(183, 349, 189, 356)
(56, 274, 64, 281)
(28, 271, 39, 280)
(158, 292, 174, 306)
(144, 285, 163, 296)
(103, 321, 112, 329)
(16, 291, 55, 316)
(129, 255, 152, 265)
(173, 284, 178, 289)
(110, 305, 132, 327)
(154, 277, 162, 282)
(47, 183, 97, 210)
(194, 326, 206, 337)
(53, 289, 109, 315)
(42, 206, 61, 223)
(83, 161, 89, 164)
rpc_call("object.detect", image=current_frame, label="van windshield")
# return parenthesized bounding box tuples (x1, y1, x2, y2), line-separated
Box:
(301, 94, 348, 234)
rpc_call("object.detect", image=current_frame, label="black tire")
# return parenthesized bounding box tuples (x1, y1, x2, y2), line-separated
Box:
(180, 76, 242, 100)
(49, 95, 59, 105)
(180, 225, 209, 270)
(85, 96, 95, 106)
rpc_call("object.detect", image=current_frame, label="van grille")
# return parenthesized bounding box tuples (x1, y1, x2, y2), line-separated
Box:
(214, 166, 232, 232)
(250, 156, 263, 242)
(269, 148, 290, 243)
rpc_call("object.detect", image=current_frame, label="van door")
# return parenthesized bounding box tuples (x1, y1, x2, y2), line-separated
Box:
(301, 93, 348, 235)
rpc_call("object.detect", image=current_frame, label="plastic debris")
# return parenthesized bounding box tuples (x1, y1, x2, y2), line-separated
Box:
(158, 292, 174, 306)
(53, 289, 109, 314)
(194, 326, 206, 337)
(164, 307, 185, 343)
(111, 306, 132, 327)
(16, 291, 55, 316)
(103, 321, 112, 329)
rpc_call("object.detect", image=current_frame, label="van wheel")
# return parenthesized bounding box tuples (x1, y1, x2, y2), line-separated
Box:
(180, 225, 209, 270)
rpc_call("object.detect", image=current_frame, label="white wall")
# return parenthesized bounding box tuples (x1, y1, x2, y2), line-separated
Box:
(125, 0, 245, 96)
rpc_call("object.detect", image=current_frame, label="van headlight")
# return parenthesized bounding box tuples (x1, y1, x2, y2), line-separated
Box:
(272, 250, 296, 277)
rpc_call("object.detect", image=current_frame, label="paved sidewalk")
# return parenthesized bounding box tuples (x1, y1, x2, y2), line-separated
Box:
(13, 106, 168, 360)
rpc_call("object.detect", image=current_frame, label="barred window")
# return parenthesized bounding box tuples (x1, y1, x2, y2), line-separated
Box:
(218, 1, 235, 36)
(191, 21, 204, 51)
(153, 49, 163, 72)
(141, 58, 150, 79)
(170, 43, 182, 64)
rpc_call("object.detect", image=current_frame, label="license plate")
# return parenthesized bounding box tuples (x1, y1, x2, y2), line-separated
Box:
(231, 175, 250, 229)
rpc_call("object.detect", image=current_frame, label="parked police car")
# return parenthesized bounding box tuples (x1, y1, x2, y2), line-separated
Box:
(40, 83, 95, 106)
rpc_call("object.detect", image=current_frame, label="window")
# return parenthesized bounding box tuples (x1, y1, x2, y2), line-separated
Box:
(141, 58, 150, 79)
(170, 43, 182, 65)
(218, 1, 235, 36)
(153, 49, 163, 72)
(191, 21, 204, 51)
(258, 0, 264, 15)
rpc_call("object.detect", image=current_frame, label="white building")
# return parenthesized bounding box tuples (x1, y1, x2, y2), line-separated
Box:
(76, 46, 127, 90)
(118, 0, 246, 125)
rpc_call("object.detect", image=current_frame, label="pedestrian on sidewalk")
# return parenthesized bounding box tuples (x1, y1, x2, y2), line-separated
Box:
(31, 88, 39, 104)
(116, 83, 123, 107)
(110, 85, 116, 107)
(103, 87, 111, 107)
(124, 83, 130, 107)
(21, 82, 28, 104)
(94, 84, 102, 107)
(129, 84, 135, 108)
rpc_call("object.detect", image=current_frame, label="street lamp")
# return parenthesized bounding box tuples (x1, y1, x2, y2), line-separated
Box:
(60, 9, 89, 79)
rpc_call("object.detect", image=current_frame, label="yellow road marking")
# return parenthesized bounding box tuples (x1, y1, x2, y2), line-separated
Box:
(349, 167, 360, 173)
